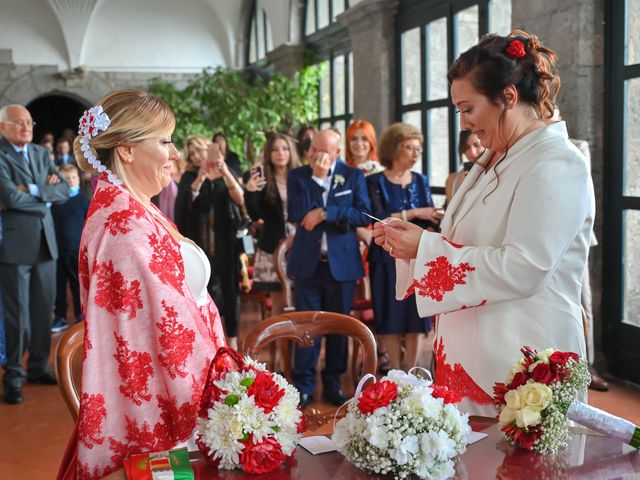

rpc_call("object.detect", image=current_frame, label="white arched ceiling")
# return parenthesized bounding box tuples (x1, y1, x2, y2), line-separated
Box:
(81, 0, 232, 71)
(0, 0, 67, 67)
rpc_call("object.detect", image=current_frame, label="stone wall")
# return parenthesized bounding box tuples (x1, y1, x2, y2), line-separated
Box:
(0, 49, 197, 108)
(512, 0, 606, 365)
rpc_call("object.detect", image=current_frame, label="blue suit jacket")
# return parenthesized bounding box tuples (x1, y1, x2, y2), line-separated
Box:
(287, 161, 371, 282)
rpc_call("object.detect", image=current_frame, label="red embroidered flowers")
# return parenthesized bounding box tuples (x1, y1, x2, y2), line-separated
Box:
(156, 301, 195, 379)
(358, 380, 398, 414)
(148, 233, 185, 294)
(113, 332, 154, 405)
(505, 39, 526, 59)
(411, 256, 476, 302)
(93, 260, 143, 320)
(78, 393, 107, 449)
(434, 337, 494, 404)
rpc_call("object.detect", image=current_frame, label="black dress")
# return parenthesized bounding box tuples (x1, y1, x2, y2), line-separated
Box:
(175, 170, 241, 337)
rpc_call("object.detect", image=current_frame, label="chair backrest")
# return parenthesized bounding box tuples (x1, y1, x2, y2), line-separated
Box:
(242, 310, 377, 377)
(55, 322, 84, 421)
(274, 236, 294, 311)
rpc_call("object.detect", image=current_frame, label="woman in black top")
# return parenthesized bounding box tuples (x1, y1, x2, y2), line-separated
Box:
(244, 132, 300, 315)
(174, 135, 245, 349)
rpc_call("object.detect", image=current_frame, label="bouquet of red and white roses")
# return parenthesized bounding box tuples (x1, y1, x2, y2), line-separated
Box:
(332, 370, 471, 480)
(494, 346, 640, 454)
(196, 347, 306, 474)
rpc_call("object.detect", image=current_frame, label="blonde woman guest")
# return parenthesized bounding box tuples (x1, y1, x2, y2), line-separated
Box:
(57, 89, 226, 478)
(373, 31, 594, 416)
(174, 135, 244, 349)
(367, 123, 442, 371)
(245, 133, 300, 315)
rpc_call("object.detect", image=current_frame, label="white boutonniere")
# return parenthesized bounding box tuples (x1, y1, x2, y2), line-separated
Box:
(333, 174, 345, 188)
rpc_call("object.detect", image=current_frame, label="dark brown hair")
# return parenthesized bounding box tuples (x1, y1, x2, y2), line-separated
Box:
(448, 30, 559, 199)
(263, 132, 300, 205)
(447, 30, 560, 120)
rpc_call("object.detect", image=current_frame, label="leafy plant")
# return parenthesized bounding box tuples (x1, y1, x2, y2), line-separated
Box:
(149, 65, 322, 170)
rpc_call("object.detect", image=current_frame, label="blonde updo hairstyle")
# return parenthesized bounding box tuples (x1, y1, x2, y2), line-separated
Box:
(183, 135, 212, 171)
(378, 122, 424, 168)
(73, 89, 176, 190)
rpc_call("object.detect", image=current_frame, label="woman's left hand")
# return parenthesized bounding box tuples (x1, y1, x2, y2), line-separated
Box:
(380, 220, 424, 260)
(414, 207, 445, 223)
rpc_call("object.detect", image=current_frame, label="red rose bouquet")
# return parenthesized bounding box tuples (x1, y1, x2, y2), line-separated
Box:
(196, 348, 305, 474)
(494, 347, 640, 454)
(332, 370, 470, 480)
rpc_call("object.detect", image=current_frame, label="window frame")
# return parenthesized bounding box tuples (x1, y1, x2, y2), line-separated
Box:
(603, 0, 640, 383)
(395, 0, 493, 195)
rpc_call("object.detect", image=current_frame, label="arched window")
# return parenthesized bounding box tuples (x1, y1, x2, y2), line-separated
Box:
(305, 0, 349, 36)
(305, 0, 353, 138)
(396, 0, 511, 205)
(248, 1, 274, 65)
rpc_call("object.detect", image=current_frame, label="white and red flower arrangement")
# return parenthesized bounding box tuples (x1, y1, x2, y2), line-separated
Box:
(494, 346, 640, 454)
(332, 370, 471, 480)
(196, 347, 306, 474)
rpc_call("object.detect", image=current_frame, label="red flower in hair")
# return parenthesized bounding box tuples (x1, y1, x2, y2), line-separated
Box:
(506, 39, 526, 59)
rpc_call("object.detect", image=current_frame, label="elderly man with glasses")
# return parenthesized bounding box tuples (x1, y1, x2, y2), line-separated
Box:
(0, 104, 70, 404)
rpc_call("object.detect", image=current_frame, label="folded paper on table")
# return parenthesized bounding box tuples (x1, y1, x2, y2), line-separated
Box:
(299, 436, 337, 455)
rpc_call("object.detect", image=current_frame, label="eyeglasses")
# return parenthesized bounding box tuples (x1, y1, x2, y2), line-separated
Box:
(5, 120, 36, 128)
(401, 144, 423, 155)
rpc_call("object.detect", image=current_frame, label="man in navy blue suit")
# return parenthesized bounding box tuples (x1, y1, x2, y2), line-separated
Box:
(287, 129, 371, 408)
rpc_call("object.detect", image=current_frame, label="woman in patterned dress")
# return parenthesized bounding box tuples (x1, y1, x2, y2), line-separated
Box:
(58, 89, 227, 479)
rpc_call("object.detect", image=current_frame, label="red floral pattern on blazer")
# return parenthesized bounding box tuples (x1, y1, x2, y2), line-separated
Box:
(434, 337, 494, 405)
(410, 255, 475, 301)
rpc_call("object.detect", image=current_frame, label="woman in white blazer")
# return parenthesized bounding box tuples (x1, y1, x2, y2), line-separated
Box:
(372, 30, 594, 416)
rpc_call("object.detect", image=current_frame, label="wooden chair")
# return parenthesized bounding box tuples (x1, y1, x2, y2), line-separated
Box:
(242, 310, 377, 389)
(54, 322, 84, 421)
(274, 236, 295, 312)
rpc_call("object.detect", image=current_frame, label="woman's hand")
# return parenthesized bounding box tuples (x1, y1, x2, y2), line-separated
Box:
(413, 207, 445, 223)
(246, 170, 266, 192)
(191, 168, 207, 192)
(377, 220, 424, 260)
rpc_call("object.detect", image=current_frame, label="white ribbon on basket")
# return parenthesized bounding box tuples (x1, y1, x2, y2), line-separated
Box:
(333, 368, 436, 430)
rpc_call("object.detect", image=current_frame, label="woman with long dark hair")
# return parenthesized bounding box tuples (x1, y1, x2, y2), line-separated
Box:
(244, 133, 300, 315)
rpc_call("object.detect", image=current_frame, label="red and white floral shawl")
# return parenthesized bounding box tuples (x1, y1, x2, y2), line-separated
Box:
(59, 178, 226, 479)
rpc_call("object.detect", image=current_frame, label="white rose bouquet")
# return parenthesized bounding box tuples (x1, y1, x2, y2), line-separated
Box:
(196, 347, 306, 474)
(494, 346, 640, 454)
(332, 370, 471, 480)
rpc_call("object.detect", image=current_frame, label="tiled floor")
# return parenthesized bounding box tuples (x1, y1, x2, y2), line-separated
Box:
(1, 298, 639, 479)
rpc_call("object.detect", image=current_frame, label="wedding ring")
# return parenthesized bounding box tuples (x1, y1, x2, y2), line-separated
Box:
(389, 246, 394, 255)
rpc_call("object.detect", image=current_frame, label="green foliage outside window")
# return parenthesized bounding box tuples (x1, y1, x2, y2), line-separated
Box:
(149, 65, 322, 170)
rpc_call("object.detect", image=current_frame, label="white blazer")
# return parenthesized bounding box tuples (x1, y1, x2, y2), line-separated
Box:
(396, 122, 594, 416)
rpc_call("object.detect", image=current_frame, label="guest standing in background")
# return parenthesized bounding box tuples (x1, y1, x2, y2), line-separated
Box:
(175, 135, 245, 349)
(367, 123, 442, 371)
(296, 125, 315, 165)
(346, 120, 383, 176)
(51, 164, 89, 333)
(213, 132, 242, 178)
(54, 138, 75, 168)
(245, 132, 300, 315)
(0, 104, 70, 405)
(444, 130, 484, 205)
(287, 129, 371, 409)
